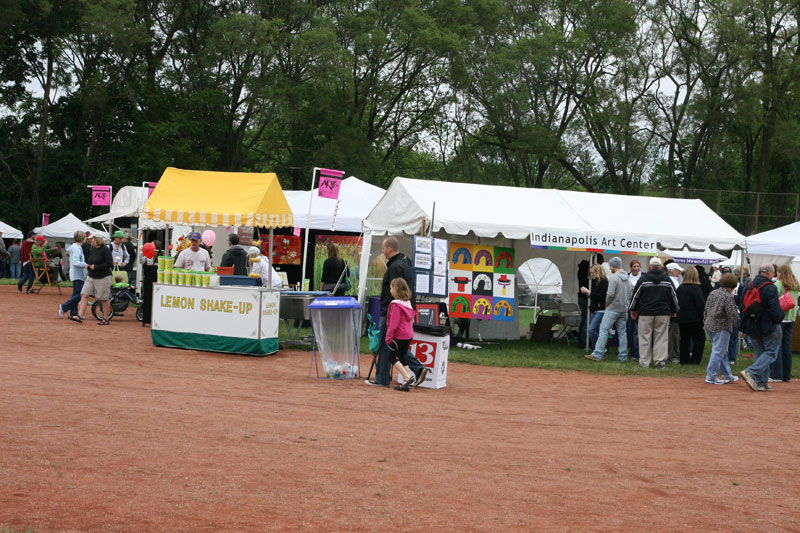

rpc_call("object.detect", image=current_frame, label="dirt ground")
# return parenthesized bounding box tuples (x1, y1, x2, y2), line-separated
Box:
(2, 285, 799, 532)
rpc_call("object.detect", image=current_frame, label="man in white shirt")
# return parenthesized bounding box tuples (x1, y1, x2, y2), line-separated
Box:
(174, 232, 212, 271)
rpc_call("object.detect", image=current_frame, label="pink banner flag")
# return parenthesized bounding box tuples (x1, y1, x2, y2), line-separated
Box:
(293, 226, 302, 237)
(92, 186, 111, 206)
(147, 181, 158, 198)
(318, 168, 344, 200)
(42, 213, 50, 226)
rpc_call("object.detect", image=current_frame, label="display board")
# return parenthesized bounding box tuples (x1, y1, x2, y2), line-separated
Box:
(412, 236, 448, 297)
(448, 243, 515, 321)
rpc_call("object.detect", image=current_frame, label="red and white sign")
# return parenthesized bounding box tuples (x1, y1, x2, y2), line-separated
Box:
(146, 181, 158, 198)
(398, 332, 449, 389)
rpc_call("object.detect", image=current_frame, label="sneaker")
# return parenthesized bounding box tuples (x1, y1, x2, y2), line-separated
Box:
(704, 377, 725, 385)
(364, 380, 387, 387)
(740, 370, 758, 391)
(58, 305, 64, 318)
(765, 382, 773, 391)
(414, 368, 428, 387)
(584, 354, 602, 361)
(757, 385, 770, 392)
(655, 361, 666, 369)
(722, 375, 739, 384)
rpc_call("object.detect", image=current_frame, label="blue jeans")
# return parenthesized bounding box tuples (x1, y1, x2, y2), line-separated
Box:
(727, 324, 739, 363)
(19, 262, 35, 289)
(588, 311, 604, 351)
(770, 322, 794, 382)
(592, 310, 628, 360)
(746, 325, 783, 386)
(375, 315, 424, 386)
(10, 263, 20, 278)
(706, 330, 733, 381)
(61, 279, 84, 317)
(626, 312, 639, 358)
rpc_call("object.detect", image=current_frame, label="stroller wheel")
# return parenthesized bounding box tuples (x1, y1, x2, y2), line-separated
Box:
(136, 306, 144, 322)
(91, 300, 115, 322)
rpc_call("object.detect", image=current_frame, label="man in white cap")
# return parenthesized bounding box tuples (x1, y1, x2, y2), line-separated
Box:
(628, 257, 679, 369)
(665, 262, 684, 363)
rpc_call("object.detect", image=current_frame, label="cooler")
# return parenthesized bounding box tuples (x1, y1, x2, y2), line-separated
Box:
(398, 324, 450, 389)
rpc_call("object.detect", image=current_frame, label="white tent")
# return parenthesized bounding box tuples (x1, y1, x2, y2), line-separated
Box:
(517, 258, 563, 295)
(358, 178, 746, 339)
(0, 220, 23, 239)
(33, 213, 108, 241)
(745, 221, 800, 268)
(288, 177, 385, 233)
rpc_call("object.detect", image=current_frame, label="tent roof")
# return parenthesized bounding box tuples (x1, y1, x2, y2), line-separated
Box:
(0, 220, 23, 239)
(142, 167, 293, 228)
(85, 186, 150, 224)
(363, 178, 593, 239)
(363, 178, 746, 250)
(33, 213, 109, 241)
(746, 221, 800, 257)
(288, 177, 385, 233)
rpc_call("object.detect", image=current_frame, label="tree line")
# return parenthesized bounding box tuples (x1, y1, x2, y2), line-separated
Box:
(1, 0, 797, 233)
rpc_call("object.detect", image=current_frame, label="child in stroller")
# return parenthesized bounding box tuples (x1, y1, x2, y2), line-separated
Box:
(91, 275, 143, 322)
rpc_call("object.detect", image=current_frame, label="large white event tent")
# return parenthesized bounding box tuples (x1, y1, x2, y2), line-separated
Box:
(287, 176, 385, 233)
(358, 178, 746, 339)
(0, 220, 23, 239)
(745, 220, 800, 268)
(33, 213, 108, 241)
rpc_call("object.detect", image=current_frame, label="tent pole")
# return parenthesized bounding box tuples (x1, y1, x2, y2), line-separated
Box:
(300, 167, 319, 291)
(357, 230, 373, 307)
(586, 253, 594, 352)
(268, 227, 274, 289)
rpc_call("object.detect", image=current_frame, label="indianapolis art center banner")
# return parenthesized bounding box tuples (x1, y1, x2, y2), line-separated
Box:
(530, 230, 657, 255)
(448, 243, 515, 321)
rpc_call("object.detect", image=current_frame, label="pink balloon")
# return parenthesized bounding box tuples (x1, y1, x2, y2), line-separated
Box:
(201, 230, 216, 247)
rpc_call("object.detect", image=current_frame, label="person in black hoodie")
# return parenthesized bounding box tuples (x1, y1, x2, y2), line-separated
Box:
(676, 266, 706, 365)
(580, 264, 608, 351)
(739, 264, 784, 391)
(629, 257, 678, 369)
(366, 236, 427, 389)
(77, 235, 114, 324)
(576, 259, 590, 349)
(220, 233, 248, 275)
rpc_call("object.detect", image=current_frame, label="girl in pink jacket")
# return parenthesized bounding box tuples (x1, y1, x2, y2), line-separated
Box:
(385, 278, 417, 391)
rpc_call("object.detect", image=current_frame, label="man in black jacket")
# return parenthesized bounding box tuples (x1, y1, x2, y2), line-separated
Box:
(740, 264, 784, 391)
(366, 236, 428, 389)
(629, 257, 678, 369)
(220, 233, 248, 275)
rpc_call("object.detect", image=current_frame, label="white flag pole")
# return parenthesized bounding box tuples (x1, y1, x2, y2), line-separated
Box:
(300, 167, 319, 291)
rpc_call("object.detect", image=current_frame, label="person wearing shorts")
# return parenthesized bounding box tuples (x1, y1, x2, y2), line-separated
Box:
(77, 235, 114, 325)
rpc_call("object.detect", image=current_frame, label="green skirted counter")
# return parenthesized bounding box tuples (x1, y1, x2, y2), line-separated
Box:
(151, 284, 280, 356)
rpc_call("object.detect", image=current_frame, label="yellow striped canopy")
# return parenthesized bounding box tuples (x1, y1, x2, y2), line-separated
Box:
(142, 167, 293, 228)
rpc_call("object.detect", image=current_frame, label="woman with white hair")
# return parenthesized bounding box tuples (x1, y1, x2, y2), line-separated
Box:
(248, 246, 282, 289)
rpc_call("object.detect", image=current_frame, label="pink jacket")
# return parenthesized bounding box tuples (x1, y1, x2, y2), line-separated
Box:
(385, 300, 415, 344)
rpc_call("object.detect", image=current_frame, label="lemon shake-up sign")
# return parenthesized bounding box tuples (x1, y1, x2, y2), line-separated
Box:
(530, 230, 657, 256)
(152, 284, 279, 355)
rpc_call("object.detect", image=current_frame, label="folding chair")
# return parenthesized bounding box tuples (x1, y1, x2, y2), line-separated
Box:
(553, 302, 581, 343)
(30, 256, 62, 295)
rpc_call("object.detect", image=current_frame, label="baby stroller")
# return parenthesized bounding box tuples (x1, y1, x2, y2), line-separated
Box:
(92, 282, 143, 322)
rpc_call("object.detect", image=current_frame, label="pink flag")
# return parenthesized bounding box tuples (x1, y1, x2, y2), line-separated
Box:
(147, 182, 158, 198)
(92, 186, 111, 206)
(293, 226, 302, 237)
(42, 213, 50, 226)
(318, 168, 344, 200)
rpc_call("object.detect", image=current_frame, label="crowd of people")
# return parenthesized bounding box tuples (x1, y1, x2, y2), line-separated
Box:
(578, 254, 798, 389)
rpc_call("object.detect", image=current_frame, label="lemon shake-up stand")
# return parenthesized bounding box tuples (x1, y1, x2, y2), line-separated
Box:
(143, 167, 293, 356)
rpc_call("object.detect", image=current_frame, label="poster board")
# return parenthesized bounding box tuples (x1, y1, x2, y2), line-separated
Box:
(413, 236, 448, 297)
(448, 243, 515, 321)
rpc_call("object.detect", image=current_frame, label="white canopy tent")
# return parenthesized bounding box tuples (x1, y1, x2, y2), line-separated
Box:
(33, 213, 108, 242)
(287, 176, 386, 233)
(359, 178, 746, 339)
(745, 221, 800, 269)
(0, 220, 23, 239)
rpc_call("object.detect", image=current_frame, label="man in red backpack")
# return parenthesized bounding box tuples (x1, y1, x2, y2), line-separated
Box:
(740, 264, 784, 391)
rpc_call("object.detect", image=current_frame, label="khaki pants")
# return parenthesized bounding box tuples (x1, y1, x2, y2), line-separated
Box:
(638, 315, 670, 367)
(668, 320, 681, 362)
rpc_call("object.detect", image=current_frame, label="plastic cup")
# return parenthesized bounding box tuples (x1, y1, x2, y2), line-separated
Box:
(178, 270, 186, 285)
(203, 272, 210, 287)
(164, 256, 174, 272)
(186, 271, 195, 286)
(157, 270, 164, 283)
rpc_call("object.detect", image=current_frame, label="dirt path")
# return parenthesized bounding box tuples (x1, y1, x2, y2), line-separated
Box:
(1, 285, 799, 531)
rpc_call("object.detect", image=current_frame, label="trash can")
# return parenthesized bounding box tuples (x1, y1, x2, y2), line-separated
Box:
(309, 297, 362, 379)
